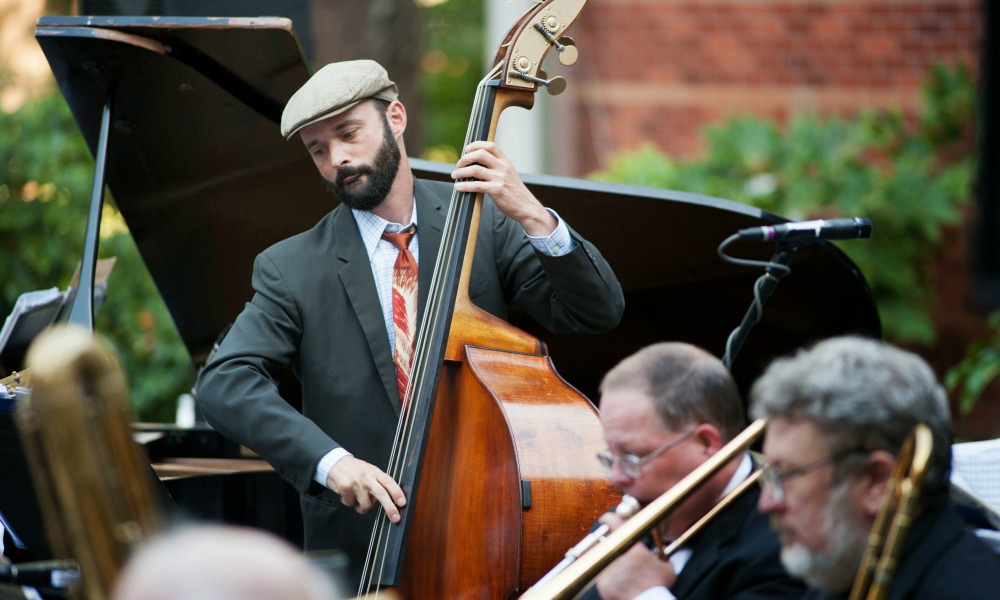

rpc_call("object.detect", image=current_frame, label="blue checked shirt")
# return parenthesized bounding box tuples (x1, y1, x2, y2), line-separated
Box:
(316, 197, 575, 485)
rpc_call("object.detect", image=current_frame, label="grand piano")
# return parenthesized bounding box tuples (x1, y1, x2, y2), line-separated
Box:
(13, 11, 879, 570)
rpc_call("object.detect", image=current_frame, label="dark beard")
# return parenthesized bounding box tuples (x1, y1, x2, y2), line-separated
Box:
(323, 115, 401, 212)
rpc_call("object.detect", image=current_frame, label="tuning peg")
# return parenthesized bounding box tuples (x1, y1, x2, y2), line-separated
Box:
(510, 68, 567, 95)
(556, 37, 578, 66)
(538, 70, 567, 95)
(533, 23, 580, 66)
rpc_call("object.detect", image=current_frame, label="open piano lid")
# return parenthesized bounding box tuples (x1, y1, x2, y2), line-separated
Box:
(35, 15, 880, 399)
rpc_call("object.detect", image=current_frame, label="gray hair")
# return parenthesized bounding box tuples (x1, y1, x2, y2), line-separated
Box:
(749, 336, 952, 496)
(600, 342, 746, 441)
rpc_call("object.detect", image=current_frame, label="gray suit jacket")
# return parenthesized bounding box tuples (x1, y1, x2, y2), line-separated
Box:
(196, 177, 624, 576)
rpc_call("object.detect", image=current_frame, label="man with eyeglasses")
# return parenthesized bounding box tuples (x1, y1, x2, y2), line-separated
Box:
(583, 342, 804, 600)
(750, 335, 1000, 599)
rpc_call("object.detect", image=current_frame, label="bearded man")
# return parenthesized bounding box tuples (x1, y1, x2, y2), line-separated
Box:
(750, 336, 1000, 599)
(195, 59, 624, 587)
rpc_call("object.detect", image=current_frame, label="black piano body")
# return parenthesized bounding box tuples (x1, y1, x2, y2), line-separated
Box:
(15, 15, 879, 557)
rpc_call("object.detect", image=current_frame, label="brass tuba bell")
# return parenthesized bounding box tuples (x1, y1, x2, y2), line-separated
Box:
(15, 324, 163, 600)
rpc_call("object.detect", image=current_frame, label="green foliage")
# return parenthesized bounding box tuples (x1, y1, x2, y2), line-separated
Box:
(94, 231, 194, 422)
(418, 0, 485, 162)
(946, 311, 1000, 415)
(590, 63, 978, 346)
(1, 94, 92, 297)
(1, 92, 192, 422)
(921, 61, 978, 146)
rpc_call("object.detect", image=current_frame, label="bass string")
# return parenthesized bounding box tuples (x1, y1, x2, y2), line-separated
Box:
(360, 65, 502, 596)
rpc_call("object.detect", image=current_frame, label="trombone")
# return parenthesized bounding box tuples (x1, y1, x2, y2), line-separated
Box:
(849, 423, 933, 600)
(660, 467, 763, 559)
(521, 419, 766, 600)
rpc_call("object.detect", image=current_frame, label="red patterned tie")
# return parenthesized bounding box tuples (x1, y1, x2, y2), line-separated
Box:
(381, 225, 418, 407)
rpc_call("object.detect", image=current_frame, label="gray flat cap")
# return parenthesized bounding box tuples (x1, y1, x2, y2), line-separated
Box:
(280, 59, 398, 140)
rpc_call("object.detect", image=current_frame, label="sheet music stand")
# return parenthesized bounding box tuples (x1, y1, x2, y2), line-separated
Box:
(0, 394, 51, 561)
(0, 390, 187, 563)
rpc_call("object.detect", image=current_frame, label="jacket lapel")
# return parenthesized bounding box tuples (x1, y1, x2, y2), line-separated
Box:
(335, 180, 449, 415)
(334, 205, 401, 413)
(413, 178, 447, 323)
(671, 483, 759, 596)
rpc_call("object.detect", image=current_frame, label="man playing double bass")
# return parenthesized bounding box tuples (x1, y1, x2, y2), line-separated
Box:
(195, 59, 624, 587)
(583, 342, 805, 600)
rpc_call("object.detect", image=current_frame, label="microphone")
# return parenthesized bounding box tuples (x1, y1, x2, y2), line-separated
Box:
(738, 217, 873, 242)
(0, 560, 79, 589)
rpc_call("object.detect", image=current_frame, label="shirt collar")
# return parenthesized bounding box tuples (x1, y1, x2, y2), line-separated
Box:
(352, 197, 418, 260)
(721, 452, 754, 497)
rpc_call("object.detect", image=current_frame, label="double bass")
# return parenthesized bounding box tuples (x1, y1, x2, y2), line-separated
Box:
(359, 0, 621, 597)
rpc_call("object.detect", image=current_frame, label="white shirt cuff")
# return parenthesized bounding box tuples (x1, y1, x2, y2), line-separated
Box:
(314, 447, 352, 487)
(526, 208, 575, 257)
(633, 587, 675, 600)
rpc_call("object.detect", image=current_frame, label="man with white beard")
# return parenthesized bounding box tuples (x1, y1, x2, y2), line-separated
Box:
(749, 336, 1000, 599)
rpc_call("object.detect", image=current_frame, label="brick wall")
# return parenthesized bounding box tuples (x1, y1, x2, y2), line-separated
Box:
(569, 0, 982, 172)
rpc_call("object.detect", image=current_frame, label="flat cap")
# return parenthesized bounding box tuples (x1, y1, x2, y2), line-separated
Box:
(280, 59, 398, 140)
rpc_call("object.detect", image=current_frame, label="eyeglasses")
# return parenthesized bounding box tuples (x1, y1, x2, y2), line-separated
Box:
(759, 447, 869, 504)
(597, 425, 697, 479)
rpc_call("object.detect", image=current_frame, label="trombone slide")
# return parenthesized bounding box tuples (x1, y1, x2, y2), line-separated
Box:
(522, 419, 766, 600)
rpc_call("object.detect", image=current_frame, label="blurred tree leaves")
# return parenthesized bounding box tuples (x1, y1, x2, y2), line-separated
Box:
(1, 89, 192, 422)
(417, 0, 484, 163)
(591, 63, 978, 347)
(1, 93, 91, 297)
(947, 310, 1000, 415)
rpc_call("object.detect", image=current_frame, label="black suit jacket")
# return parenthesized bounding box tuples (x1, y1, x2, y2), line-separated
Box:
(803, 501, 1000, 600)
(583, 485, 806, 599)
(195, 177, 624, 582)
